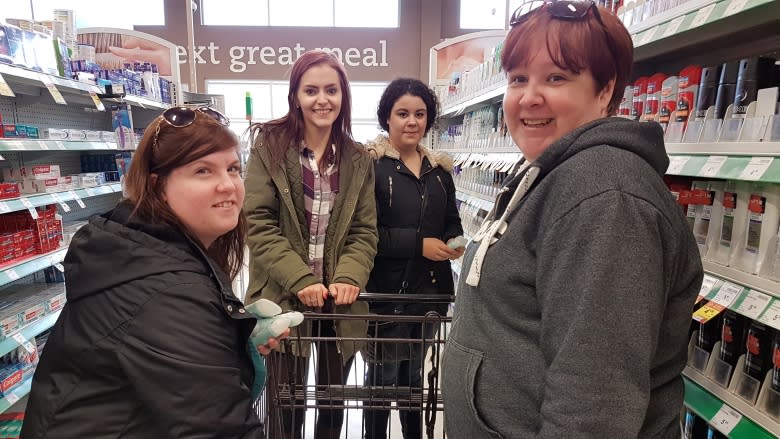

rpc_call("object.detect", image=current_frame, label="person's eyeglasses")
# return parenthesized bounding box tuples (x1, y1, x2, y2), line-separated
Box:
(509, 0, 601, 27)
(153, 106, 229, 151)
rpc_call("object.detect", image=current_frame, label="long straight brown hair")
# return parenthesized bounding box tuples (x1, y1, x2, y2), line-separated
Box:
(124, 112, 246, 280)
(248, 50, 355, 170)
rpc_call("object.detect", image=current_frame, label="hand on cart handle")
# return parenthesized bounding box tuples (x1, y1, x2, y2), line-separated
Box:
(329, 282, 360, 305)
(296, 283, 329, 307)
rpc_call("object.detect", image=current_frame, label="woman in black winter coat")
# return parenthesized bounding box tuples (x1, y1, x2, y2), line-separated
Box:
(364, 78, 465, 439)
(21, 107, 284, 438)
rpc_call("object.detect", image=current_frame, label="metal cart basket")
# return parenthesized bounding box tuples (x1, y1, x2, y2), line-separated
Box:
(260, 293, 453, 439)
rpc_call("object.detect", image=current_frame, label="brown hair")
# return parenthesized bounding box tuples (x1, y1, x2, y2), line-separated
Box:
(247, 50, 355, 170)
(502, 5, 633, 115)
(124, 111, 246, 280)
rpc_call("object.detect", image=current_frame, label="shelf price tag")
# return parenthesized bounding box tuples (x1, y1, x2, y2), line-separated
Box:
(11, 333, 36, 355)
(38, 74, 67, 105)
(67, 191, 86, 209)
(0, 73, 15, 97)
(690, 3, 716, 29)
(84, 188, 97, 197)
(662, 15, 686, 38)
(697, 275, 718, 302)
(722, 0, 749, 17)
(698, 155, 728, 177)
(36, 140, 49, 150)
(757, 299, 780, 330)
(710, 405, 742, 435)
(738, 157, 773, 181)
(735, 290, 772, 320)
(0, 202, 10, 213)
(6, 269, 20, 281)
(54, 141, 66, 150)
(638, 27, 658, 46)
(710, 282, 743, 307)
(20, 197, 38, 219)
(50, 193, 71, 213)
(89, 91, 106, 111)
(667, 156, 690, 174)
(5, 393, 19, 406)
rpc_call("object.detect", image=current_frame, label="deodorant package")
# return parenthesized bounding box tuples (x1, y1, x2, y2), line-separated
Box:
(691, 180, 724, 257)
(706, 180, 749, 266)
(731, 182, 780, 274)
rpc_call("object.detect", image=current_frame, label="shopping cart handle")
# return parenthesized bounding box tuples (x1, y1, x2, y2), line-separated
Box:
(358, 292, 455, 303)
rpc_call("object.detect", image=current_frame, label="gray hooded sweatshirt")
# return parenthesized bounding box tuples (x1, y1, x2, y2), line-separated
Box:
(442, 117, 702, 438)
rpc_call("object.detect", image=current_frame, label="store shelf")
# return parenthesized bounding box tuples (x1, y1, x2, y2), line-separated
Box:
(0, 377, 32, 414)
(666, 142, 780, 156)
(0, 63, 101, 96)
(703, 261, 780, 301)
(103, 95, 170, 111)
(683, 369, 778, 438)
(0, 183, 122, 216)
(0, 310, 61, 359)
(664, 144, 780, 183)
(440, 82, 506, 118)
(0, 248, 67, 288)
(629, 0, 780, 64)
(0, 63, 169, 111)
(0, 139, 118, 152)
(456, 189, 496, 208)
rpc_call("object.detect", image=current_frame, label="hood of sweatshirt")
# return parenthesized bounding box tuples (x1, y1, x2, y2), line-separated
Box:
(366, 134, 454, 172)
(532, 117, 668, 179)
(63, 201, 223, 303)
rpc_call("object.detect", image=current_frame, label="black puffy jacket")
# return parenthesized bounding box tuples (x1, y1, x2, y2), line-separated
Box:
(21, 202, 263, 439)
(365, 135, 463, 316)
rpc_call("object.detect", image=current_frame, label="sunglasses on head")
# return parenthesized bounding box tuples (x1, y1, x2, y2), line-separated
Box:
(510, 0, 602, 27)
(153, 106, 230, 151)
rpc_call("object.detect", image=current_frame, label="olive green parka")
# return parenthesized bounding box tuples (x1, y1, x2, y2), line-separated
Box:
(243, 135, 378, 360)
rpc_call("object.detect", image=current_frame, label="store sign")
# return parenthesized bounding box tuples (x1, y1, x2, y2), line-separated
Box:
(178, 40, 390, 73)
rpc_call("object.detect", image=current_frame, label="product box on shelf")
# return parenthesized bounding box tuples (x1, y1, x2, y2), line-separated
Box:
(2, 165, 61, 182)
(2, 125, 17, 138)
(84, 130, 102, 142)
(111, 104, 135, 149)
(65, 129, 87, 141)
(40, 128, 69, 140)
(0, 183, 20, 200)
(0, 365, 23, 397)
(0, 25, 26, 67)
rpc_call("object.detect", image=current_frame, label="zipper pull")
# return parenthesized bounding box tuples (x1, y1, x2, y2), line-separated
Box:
(388, 175, 393, 208)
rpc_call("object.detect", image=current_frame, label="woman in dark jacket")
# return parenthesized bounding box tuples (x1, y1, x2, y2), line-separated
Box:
(364, 78, 464, 439)
(21, 107, 280, 438)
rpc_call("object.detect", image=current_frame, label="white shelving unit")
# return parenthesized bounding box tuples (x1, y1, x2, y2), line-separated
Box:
(0, 60, 166, 414)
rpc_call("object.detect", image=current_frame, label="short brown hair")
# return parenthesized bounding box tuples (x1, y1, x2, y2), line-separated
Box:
(502, 4, 633, 115)
(124, 111, 246, 279)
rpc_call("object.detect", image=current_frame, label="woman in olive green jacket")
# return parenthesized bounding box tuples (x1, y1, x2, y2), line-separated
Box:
(243, 50, 377, 439)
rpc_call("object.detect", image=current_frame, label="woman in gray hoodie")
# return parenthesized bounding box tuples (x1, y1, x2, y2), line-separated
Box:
(441, 2, 703, 438)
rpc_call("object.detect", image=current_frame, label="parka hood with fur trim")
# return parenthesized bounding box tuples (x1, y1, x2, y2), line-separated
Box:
(366, 134, 454, 172)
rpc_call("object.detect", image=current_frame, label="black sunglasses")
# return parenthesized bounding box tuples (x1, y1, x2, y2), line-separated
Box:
(510, 0, 602, 27)
(153, 106, 229, 150)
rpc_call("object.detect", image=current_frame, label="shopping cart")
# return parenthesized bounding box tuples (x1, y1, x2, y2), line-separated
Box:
(259, 293, 453, 439)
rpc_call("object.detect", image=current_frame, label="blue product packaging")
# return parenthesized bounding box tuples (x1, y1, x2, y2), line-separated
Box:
(111, 104, 135, 149)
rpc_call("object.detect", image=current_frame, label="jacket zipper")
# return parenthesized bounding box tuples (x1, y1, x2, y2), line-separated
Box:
(436, 175, 446, 194)
(330, 161, 368, 355)
(388, 175, 393, 208)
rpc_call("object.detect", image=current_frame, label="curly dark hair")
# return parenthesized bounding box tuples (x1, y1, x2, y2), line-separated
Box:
(377, 78, 439, 136)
